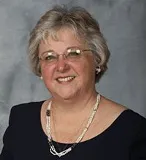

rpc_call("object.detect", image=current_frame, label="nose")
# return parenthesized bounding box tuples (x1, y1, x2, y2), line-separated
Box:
(56, 55, 70, 72)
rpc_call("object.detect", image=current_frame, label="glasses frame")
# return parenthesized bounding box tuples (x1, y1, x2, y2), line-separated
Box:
(39, 47, 92, 64)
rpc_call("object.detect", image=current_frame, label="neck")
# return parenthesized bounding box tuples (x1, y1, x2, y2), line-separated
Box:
(50, 90, 98, 115)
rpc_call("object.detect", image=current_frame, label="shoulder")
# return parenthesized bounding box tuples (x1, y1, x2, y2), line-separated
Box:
(117, 109, 146, 133)
(11, 101, 45, 113)
(99, 95, 146, 131)
(9, 101, 45, 124)
(127, 111, 146, 158)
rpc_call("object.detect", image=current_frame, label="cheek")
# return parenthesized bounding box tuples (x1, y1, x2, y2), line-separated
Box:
(74, 61, 95, 84)
(78, 58, 95, 75)
(82, 61, 96, 82)
(40, 64, 55, 81)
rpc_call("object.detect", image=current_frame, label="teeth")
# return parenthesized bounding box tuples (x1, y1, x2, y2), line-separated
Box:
(57, 76, 74, 82)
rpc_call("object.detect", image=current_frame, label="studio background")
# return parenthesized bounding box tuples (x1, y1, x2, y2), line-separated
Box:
(0, 0, 146, 152)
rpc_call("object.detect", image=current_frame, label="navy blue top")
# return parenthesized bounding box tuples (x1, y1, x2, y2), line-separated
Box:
(0, 101, 146, 160)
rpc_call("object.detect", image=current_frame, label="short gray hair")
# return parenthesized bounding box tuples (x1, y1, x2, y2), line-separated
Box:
(28, 5, 110, 82)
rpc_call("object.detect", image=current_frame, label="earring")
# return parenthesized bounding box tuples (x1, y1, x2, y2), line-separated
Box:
(96, 66, 101, 74)
(40, 76, 43, 80)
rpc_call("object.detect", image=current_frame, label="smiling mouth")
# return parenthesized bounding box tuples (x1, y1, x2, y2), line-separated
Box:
(56, 76, 75, 83)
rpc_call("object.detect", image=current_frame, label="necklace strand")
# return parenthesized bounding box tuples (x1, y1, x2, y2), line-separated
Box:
(46, 94, 100, 157)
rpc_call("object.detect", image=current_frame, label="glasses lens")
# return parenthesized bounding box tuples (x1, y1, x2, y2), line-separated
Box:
(41, 52, 57, 63)
(67, 48, 81, 60)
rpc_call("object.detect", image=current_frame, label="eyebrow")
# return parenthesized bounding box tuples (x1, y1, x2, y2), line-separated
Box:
(41, 50, 54, 55)
(40, 45, 84, 55)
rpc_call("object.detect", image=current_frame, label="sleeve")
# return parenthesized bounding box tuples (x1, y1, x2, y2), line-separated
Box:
(0, 107, 15, 160)
(130, 117, 146, 160)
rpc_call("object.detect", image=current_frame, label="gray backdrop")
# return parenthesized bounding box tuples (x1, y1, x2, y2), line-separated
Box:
(0, 0, 146, 151)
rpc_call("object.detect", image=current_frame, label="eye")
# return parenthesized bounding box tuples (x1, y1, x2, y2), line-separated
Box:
(67, 48, 81, 57)
(42, 52, 57, 61)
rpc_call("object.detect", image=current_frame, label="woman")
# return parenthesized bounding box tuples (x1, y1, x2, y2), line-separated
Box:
(0, 5, 146, 160)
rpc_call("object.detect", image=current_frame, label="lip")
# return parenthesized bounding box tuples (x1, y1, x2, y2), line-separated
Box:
(55, 76, 76, 83)
(55, 75, 76, 79)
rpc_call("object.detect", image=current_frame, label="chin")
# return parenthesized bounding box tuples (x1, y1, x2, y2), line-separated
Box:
(48, 83, 81, 100)
(58, 92, 75, 100)
(53, 89, 78, 100)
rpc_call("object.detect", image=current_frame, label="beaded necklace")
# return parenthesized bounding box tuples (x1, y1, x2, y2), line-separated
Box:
(46, 94, 100, 157)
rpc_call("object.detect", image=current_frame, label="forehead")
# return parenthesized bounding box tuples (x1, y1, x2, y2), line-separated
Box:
(39, 28, 86, 53)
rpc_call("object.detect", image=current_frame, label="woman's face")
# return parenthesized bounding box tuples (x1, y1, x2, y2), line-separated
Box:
(39, 28, 96, 100)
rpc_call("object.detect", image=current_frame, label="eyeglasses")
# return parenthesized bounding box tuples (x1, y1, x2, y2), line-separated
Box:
(39, 47, 92, 65)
